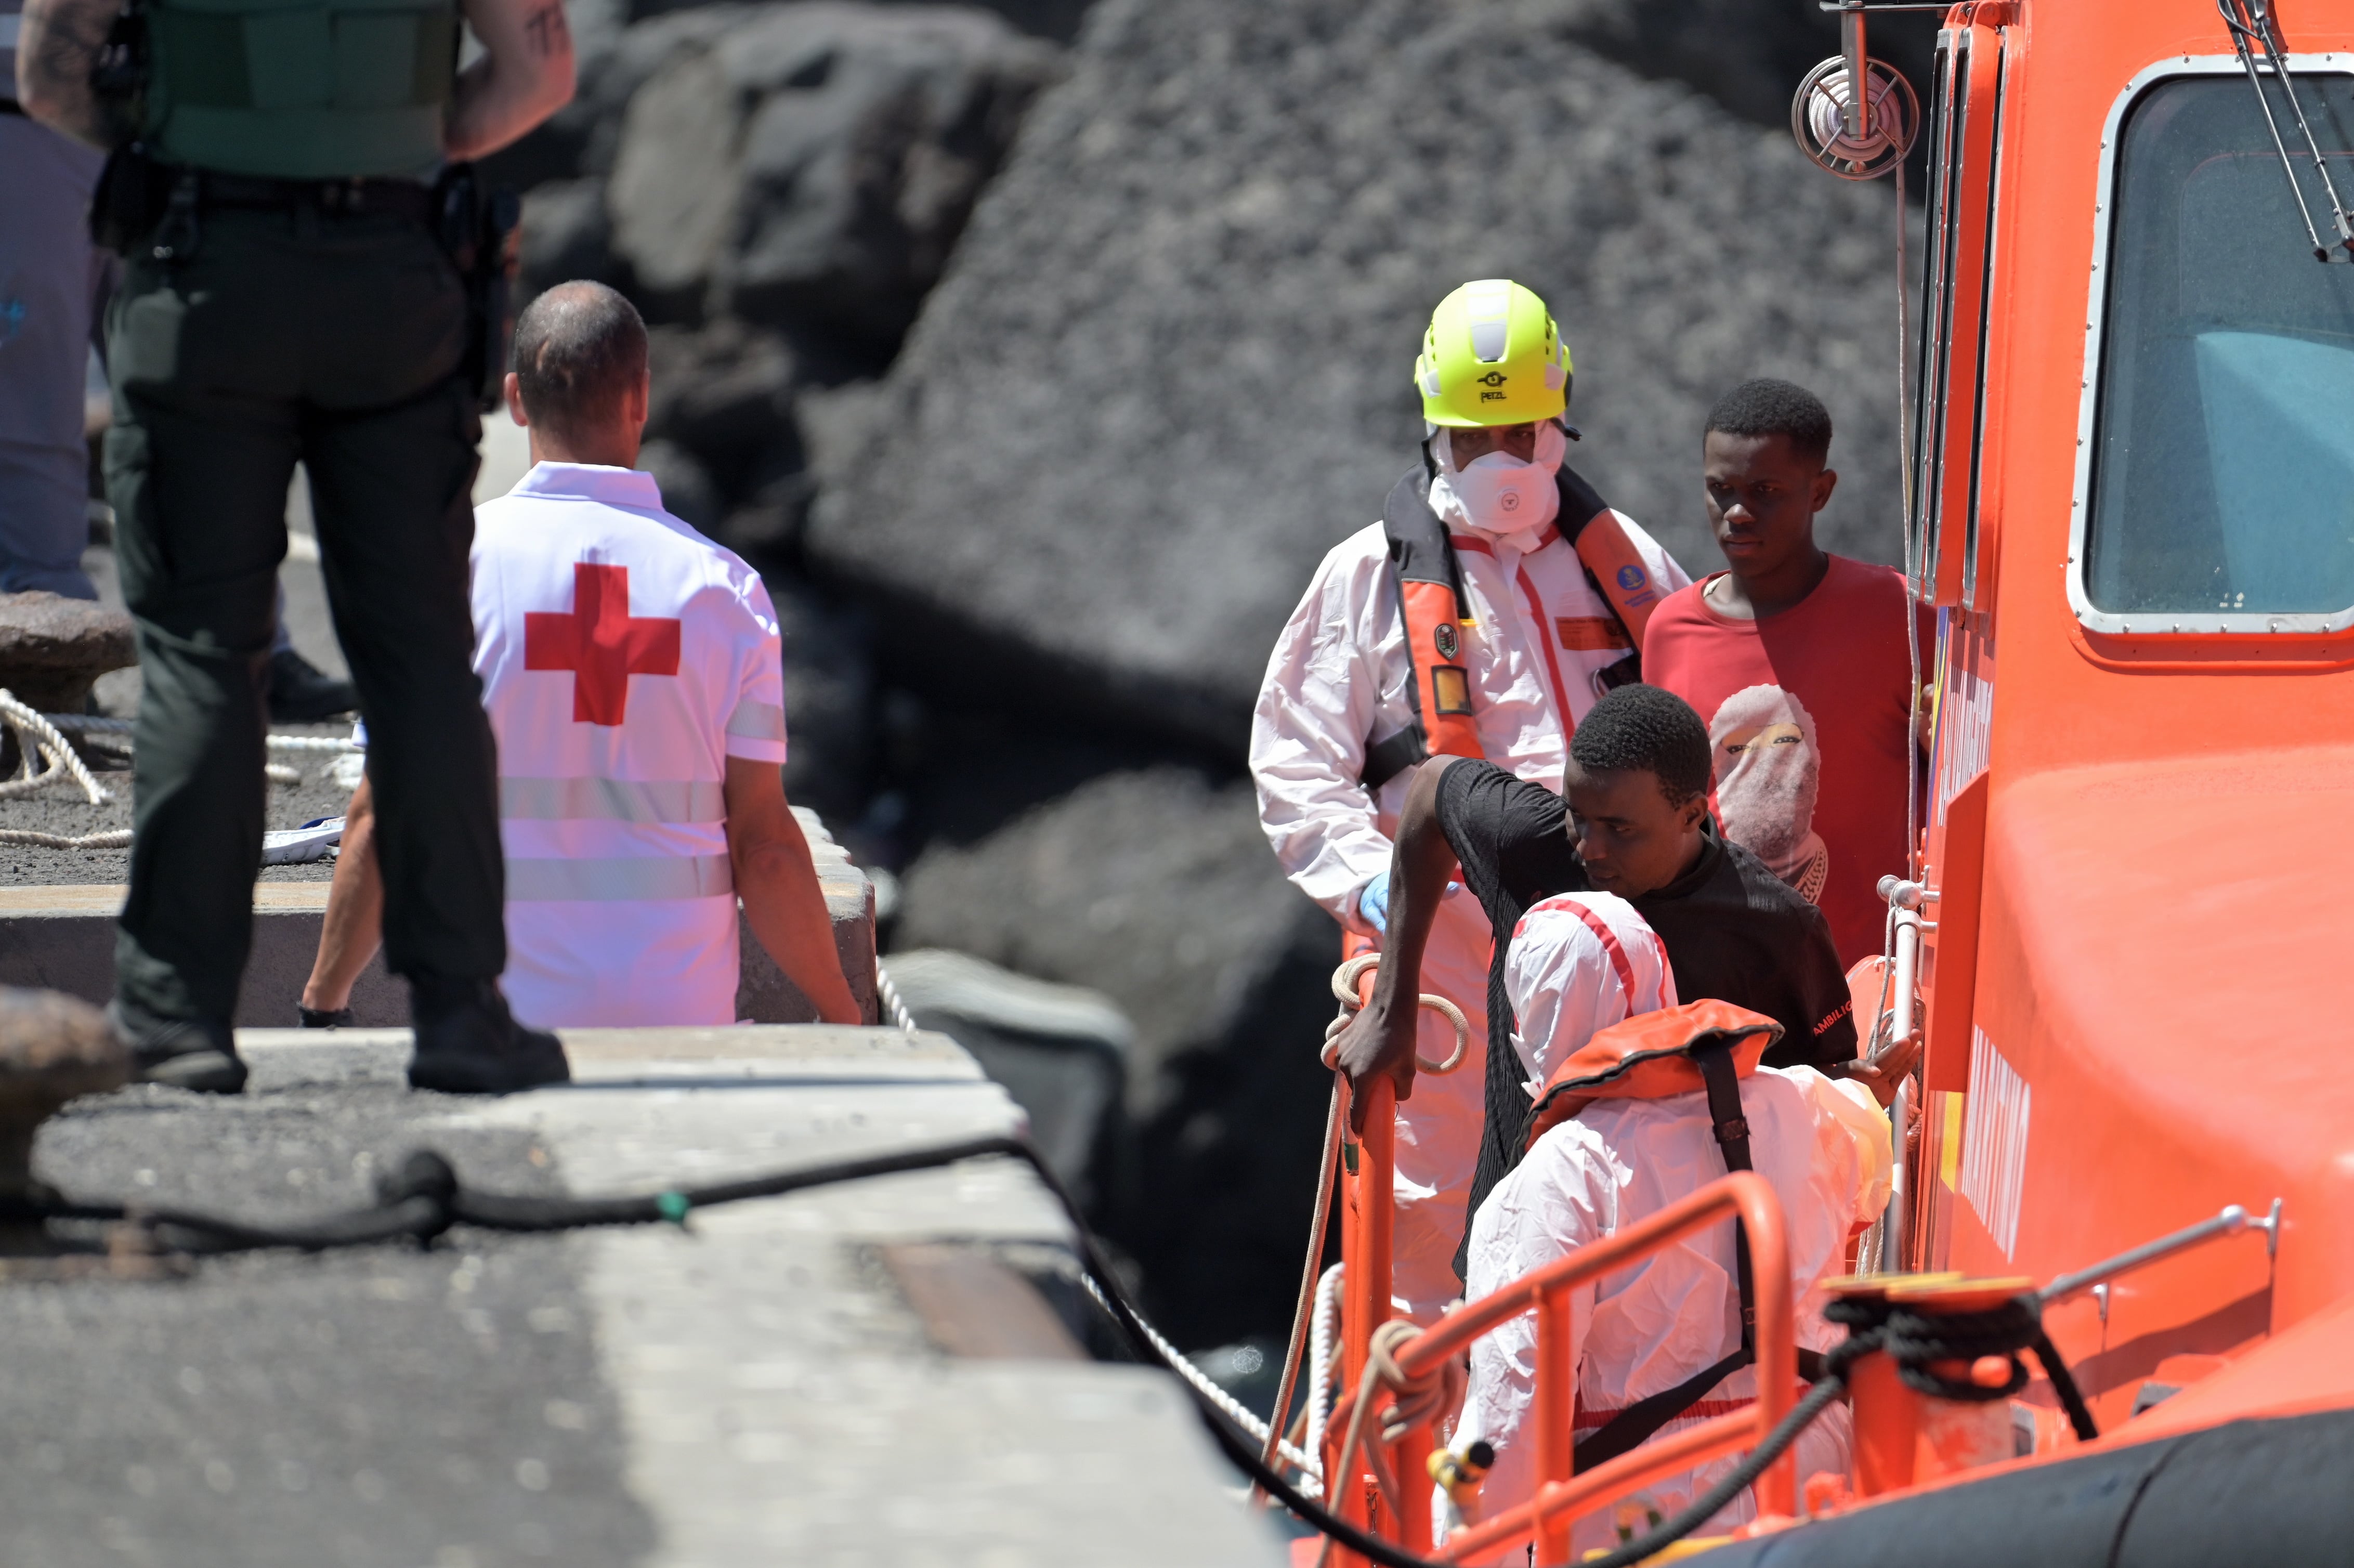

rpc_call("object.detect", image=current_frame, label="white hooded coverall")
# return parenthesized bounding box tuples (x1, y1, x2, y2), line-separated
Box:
(1446, 899, 1892, 1558)
(1250, 506, 1688, 1322)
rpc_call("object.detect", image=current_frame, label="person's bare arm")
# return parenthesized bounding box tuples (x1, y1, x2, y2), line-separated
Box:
(1329, 756, 1464, 1133)
(17, 0, 136, 148)
(723, 757, 862, 1026)
(447, 0, 576, 161)
(302, 778, 385, 1015)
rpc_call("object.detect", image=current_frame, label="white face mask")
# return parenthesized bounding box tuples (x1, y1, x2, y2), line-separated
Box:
(1428, 424, 1566, 540)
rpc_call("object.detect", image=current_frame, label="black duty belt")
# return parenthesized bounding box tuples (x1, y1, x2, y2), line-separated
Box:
(194, 169, 433, 223)
(0, 99, 25, 117)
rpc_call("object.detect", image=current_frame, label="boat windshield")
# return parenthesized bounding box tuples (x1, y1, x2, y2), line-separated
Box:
(2085, 74, 2354, 620)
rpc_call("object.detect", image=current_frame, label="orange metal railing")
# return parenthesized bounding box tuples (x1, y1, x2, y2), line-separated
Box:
(1326, 1124, 1798, 1566)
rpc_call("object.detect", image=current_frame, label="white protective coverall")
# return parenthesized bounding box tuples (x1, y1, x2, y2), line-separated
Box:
(1449, 908, 1892, 1561)
(1250, 496, 1688, 1322)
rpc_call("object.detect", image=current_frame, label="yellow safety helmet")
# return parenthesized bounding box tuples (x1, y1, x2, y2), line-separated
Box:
(1413, 279, 1571, 428)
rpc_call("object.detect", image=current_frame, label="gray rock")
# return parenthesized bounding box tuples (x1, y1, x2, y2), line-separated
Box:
(892, 767, 1338, 1344)
(808, 0, 1918, 753)
(882, 947, 1129, 1211)
(770, 571, 876, 825)
(1551, 0, 1938, 129)
(518, 176, 624, 300)
(601, 3, 1062, 351)
(646, 319, 802, 494)
(0, 987, 124, 1220)
(636, 0, 1099, 45)
(637, 439, 722, 533)
(0, 591, 137, 715)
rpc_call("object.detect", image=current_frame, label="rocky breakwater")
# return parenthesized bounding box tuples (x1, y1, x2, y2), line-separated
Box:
(468, 0, 1933, 1347)
(803, 0, 1928, 1344)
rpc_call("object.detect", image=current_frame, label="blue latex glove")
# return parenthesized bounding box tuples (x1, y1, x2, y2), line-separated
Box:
(1358, 872, 1390, 934)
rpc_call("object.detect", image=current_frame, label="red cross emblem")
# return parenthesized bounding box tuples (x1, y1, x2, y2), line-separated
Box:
(524, 562, 681, 726)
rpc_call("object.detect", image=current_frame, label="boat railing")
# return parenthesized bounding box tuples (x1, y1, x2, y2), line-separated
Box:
(1327, 1151, 1798, 1566)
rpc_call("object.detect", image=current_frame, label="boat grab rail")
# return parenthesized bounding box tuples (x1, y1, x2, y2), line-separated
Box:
(2039, 1198, 2283, 1308)
(1380, 1169, 1798, 1564)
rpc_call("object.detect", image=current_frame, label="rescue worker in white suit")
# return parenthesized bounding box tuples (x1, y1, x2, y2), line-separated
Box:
(1250, 279, 1691, 1321)
(1448, 897, 1892, 1560)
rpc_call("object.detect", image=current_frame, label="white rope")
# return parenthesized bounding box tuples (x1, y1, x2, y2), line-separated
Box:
(40, 712, 361, 753)
(1325, 953, 1471, 1075)
(0, 691, 112, 804)
(874, 953, 919, 1035)
(0, 827, 133, 849)
(1079, 1271, 1320, 1476)
(1302, 1262, 1345, 1499)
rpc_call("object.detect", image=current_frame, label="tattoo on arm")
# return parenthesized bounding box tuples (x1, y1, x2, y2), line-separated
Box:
(21, 0, 136, 148)
(522, 2, 569, 59)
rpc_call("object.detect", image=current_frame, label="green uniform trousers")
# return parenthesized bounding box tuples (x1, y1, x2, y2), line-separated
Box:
(104, 204, 505, 1026)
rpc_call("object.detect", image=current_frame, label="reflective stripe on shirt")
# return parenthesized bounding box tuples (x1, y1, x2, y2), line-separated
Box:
(724, 698, 786, 742)
(498, 775, 725, 825)
(505, 853, 734, 901)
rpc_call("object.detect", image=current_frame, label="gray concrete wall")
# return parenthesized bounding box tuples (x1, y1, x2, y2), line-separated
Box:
(0, 809, 875, 1027)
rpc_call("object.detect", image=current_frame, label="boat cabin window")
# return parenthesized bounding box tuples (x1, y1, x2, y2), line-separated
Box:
(2084, 74, 2354, 622)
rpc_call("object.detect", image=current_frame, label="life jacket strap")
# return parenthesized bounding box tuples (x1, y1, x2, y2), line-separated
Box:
(1571, 1041, 1772, 1475)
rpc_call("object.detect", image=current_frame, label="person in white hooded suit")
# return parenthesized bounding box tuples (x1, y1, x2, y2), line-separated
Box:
(1447, 895, 1891, 1560)
(1251, 281, 1689, 1321)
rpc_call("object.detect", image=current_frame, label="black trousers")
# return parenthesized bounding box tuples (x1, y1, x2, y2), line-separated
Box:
(104, 204, 505, 1025)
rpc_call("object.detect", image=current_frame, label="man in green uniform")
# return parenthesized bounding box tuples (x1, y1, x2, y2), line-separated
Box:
(18, 0, 577, 1092)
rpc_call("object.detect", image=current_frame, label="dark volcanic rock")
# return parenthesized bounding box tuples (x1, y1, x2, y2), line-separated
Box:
(601, 3, 1061, 353)
(770, 571, 877, 825)
(518, 176, 625, 299)
(0, 988, 124, 1214)
(893, 767, 1337, 1344)
(0, 591, 137, 714)
(809, 0, 1917, 753)
(637, 439, 722, 533)
(884, 947, 1130, 1212)
(646, 319, 803, 495)
(1552, 0, 1937, 129)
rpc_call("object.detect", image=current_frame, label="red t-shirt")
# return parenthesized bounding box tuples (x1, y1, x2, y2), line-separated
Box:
(1641, 555, 1931, 968)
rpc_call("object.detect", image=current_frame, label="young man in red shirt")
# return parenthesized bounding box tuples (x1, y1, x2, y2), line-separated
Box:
(1642, 380, 1932, 969)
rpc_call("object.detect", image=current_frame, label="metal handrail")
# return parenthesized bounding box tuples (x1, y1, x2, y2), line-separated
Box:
(1378, 1170, 1799, 1565)
(2039, 1199, 2283, 1307)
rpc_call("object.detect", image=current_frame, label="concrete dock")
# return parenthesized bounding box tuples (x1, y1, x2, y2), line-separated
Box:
(2, 1023, 1285, 1567)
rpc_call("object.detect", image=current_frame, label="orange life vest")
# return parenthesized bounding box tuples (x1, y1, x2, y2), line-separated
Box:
(1522, 997, 1784, 1153)
(1362, 461, 1656, 791)
(1514, 995, 1799, 1473)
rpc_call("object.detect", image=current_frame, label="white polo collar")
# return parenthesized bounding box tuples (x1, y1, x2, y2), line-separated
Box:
(508, 462, 666, 511)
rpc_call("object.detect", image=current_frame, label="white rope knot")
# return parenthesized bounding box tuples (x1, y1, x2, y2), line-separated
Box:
(1324, 953, 1471, 1074)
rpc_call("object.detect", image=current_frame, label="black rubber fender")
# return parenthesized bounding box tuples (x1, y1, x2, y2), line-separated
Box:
(1699, 1408, 2354, 1568)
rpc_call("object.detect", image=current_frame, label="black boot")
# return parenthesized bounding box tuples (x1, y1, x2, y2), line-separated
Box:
(266, 647, 359, 724)
(107, 999, 248, 1094)
(406, 978, 569, 1095)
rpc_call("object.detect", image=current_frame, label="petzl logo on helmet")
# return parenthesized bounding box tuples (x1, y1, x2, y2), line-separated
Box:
(1476, 371, 1508, 387)
(1616, 564, 1649, 592)
(1434, 622, 1461, 660)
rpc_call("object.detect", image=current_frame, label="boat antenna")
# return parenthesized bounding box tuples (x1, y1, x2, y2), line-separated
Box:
(2217, 0, 2354, 261)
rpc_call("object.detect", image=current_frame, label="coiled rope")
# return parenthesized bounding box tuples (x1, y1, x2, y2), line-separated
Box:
(1326, 953, 1471, 1075)
(0, 691, 113, 806)
(1316, 1317, 1467, 1566)
(1, 705, 363, 845)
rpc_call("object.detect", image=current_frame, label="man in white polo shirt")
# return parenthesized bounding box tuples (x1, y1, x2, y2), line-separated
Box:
(298, 281, 861, 1063)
